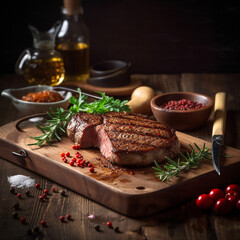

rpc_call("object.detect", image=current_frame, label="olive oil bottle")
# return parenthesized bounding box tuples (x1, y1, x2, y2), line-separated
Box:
(56, 0, 90, 83)
(15, 23, 65, 86)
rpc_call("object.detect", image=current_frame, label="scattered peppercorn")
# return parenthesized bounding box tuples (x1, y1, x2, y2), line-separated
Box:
(20, 217, 26, 224)
(44, 189, 49, 194)
(51, 187, 56, 192)
(13, 202, 20, 210)
(59, 216, 65, 222)
(94, 224, 100, 231)
(66, 214, 71, 220)
(12, 211, 18, 218)
(88, 163, 93, 168)
(17, 193, 22, 198)
(106, 221, 112, 228)
(60, 190, 66, 196)
(72, 144, 81, 150)
(39, 195, 46, 201)
(69, 161, 74, 166)
(10, 187, 15, 193)
(77, 162, 83, 167)
(89, 167, 94, 173)
(66, 152, 70, 157)
(35, 183, 40, 189)
(25, 190, 30, 197)
(40, 220, 47, 227)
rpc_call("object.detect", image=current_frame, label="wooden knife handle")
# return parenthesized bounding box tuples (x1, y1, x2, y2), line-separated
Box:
(212, 92, 227, 137)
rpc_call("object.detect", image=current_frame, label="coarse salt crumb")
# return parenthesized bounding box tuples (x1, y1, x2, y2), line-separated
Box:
(88, 214, 95, 220)
(8, 175, 36, 188)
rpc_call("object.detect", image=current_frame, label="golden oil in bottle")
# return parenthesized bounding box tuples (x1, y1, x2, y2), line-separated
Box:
(24, 57, 65, 86)
(56, 42, 89, 82)
(15, 23, 65, 86)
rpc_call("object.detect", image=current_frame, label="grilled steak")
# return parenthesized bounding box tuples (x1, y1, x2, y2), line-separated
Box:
(67, 112, 180, 166)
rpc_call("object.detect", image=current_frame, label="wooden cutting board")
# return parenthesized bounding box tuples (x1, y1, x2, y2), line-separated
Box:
(0, 115, 240, 217)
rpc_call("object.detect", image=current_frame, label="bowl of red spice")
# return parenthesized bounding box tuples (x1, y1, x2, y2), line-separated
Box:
(1, 85, 72, 115)
(150, 92, 214, 130)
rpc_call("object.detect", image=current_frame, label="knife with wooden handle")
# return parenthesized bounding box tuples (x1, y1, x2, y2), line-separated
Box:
(212, 92, 227, 175)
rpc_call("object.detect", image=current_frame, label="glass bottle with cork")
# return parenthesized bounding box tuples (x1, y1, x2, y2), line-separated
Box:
(56, 0, 90, 83)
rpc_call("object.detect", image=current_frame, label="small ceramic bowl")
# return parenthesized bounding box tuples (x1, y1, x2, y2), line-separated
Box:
(1, 85, 72, 115)
(88, 60, 131, 88)
(150, 92, 214, 130)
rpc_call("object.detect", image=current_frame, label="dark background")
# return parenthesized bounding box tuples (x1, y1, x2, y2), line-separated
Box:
(1, 0, 240, 74)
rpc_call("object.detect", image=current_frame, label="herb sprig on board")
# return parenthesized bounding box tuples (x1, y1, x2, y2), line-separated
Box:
(29, 88, 130, 147)
(153, 143, 211, 181)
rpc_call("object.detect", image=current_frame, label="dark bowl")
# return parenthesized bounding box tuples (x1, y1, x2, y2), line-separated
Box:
(150, 92, 214, 130)
(88, 60, 131, 88)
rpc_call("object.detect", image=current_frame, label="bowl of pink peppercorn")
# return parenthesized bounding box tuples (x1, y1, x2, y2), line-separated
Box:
(150, 92, 214, 130)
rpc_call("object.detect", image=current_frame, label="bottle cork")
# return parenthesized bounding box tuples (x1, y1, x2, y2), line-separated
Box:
(64, 0, 80, 15)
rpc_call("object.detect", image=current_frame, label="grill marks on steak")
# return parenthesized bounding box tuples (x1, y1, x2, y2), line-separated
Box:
(67, 112, 180, 166)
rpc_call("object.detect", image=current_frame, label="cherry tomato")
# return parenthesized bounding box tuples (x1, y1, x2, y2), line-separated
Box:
(225, 184, 240, 194)
(236, 199, 240, 211)
(225, 191, 239, 199)
(209, 188, 225, 203)
(225, 191, 239, 207)
(196, 194, 214, 210)
(215, 198, 232, 215)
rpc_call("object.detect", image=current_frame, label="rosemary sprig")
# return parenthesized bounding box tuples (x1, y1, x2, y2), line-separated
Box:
(29, 88, 130, 146)
(29, 108, 74, 147)
(153, 143, 211, 181)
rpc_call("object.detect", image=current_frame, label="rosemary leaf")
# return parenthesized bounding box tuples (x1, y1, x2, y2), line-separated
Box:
(153, 143, 211, 181)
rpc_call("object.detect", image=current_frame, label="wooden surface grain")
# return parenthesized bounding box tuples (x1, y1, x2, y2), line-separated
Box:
(0, 74, 240, 240)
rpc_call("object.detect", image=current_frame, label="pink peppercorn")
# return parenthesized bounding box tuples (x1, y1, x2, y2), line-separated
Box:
(39, 194, 46, 200)
(66, 214, 71, 220)
(89, 167, 94, 173)
(44, 189, 49, 194)
(51, 187, 56, 192)
(69, 161, 74, 166)
(161, 99, 205, 111)
(17, 193, 22, 198)
(20, 217, 26, 224)
(76, 154, 82, 159)
(66, 152, 70, 157)
(40, 220, 47, 227)
(59, 216, 65, 222)
(106, 221, 112, 228)
(35, 183, 40, 189)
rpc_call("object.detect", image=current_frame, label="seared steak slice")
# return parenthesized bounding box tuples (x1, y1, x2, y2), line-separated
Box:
(96, 112, 180, 165)
(67, 112, 180, 166)
(67, 112, 102, 148)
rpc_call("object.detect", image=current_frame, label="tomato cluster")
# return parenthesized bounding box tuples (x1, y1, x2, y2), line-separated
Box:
(196, 184, 240, 214)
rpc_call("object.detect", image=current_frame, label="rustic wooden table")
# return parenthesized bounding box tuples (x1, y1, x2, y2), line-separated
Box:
(0, 74, 240, 240)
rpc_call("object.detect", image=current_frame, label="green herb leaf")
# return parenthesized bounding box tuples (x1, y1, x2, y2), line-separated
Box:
(153, 143, 211, 181)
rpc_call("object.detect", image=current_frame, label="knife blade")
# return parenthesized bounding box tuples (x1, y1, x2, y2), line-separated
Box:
(212, 92, 227, 175)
